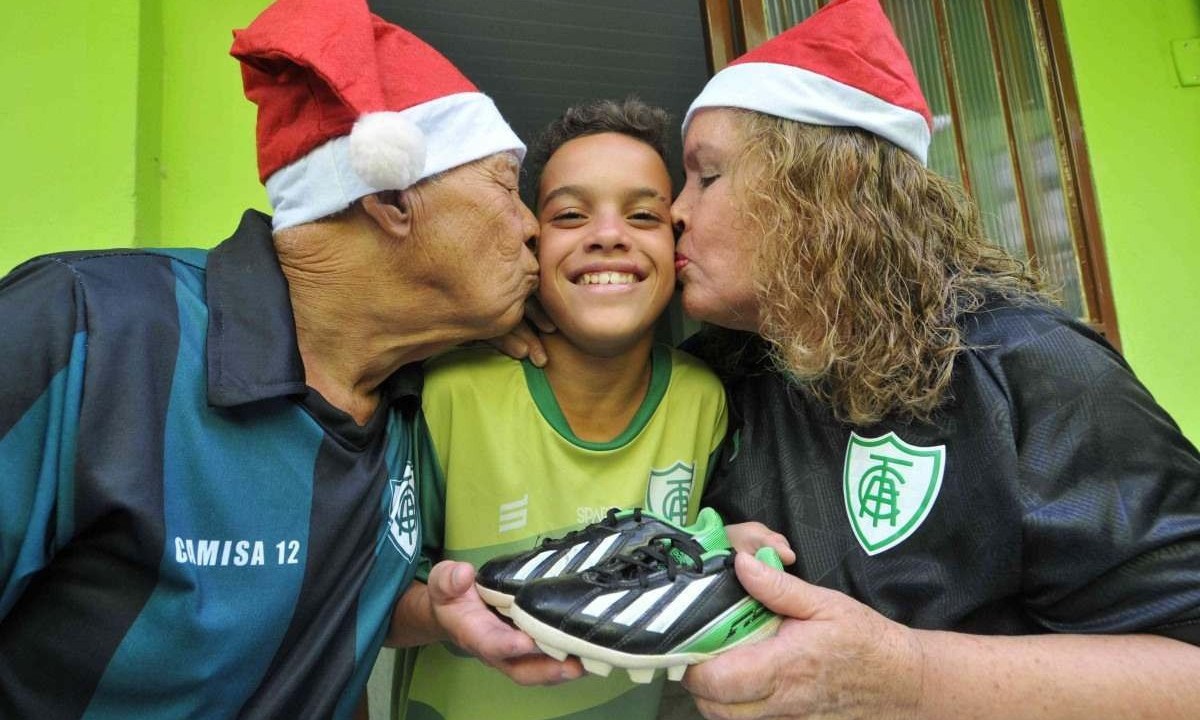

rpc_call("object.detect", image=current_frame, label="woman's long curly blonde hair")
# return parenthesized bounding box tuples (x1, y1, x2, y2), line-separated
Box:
(729, 111, 1046, 425)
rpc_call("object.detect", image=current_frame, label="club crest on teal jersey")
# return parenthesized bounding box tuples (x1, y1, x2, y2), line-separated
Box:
(387, 462, 419, 560)
(843, 432, 944, 556)
(645, 461, 694, 525)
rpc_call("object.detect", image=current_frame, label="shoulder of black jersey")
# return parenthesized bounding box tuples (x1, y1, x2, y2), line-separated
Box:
(678, 328, 770, 382)
(963, 299, 1124, 366)
(960, 298, 1144, 424)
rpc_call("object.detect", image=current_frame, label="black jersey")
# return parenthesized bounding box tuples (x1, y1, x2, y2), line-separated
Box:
(0, 210, 423, 718)
(689, 301, 1200, 644)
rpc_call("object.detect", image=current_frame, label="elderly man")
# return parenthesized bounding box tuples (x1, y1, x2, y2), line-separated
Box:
(0, 0, 561, 717)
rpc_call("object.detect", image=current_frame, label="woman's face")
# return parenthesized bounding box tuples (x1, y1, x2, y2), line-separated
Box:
(671, 109, 761, 332)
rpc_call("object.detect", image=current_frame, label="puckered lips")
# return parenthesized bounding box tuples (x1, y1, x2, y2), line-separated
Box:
(567, 261, 648, 291)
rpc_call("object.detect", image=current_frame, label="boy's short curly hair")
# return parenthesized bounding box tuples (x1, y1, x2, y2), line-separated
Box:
(527, 97, 672, 201)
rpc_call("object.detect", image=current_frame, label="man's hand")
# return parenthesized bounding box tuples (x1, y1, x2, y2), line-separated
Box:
(427, 560, 584, 686)
(683, 552, 923, 720)
(488, 298, 556, 367)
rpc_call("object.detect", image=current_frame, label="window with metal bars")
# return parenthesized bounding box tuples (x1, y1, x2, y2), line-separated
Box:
(700, 0, 1119, 346)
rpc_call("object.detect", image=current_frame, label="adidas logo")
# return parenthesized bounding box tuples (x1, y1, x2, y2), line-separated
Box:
(512, 533, 621, 581)
(475, 508, 722, 614)
(576, 573, 720, 634)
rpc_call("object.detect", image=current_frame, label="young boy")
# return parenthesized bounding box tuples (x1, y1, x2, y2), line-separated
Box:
(394, 98, 728, 720)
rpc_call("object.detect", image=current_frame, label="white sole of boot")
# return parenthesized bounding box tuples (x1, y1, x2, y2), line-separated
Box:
(509, 603, 780, 683)
(475, 583, 515, 616)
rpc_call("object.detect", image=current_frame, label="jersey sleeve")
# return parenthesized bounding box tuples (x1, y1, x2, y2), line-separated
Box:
(1008, 322, 1200, 645)
(413, 410, 445, 583)
(0, 257, 87, 618)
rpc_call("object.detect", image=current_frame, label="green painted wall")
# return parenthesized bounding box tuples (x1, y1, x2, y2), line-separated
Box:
(1059, 0, 1200, 440)
(0, 1, 142, 272)
(156, 1, 268, 247)
(135, 0, 164, 246)
(0, 0, 267, 273)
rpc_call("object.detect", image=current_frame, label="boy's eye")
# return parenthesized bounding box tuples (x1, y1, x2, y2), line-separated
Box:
(699, 174, 720, 189)
(550, 210, 586, 223)
(629, 210, 662, 224)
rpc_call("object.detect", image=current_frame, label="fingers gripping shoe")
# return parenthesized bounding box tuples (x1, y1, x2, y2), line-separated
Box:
(475, 507, 724, 614)
(507, 518, 783, 684)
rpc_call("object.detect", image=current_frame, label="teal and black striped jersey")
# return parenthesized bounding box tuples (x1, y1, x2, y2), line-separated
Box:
(0, 210, 422, 719)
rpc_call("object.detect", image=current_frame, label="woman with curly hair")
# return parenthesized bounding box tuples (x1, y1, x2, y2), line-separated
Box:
(666, 0, 1200, 718)
(689, 113, 1046, 425)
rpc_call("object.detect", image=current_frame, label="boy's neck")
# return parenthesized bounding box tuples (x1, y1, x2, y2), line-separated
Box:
(539, 332, 656, 443)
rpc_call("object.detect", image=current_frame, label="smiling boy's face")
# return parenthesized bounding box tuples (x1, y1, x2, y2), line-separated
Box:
(535, 132, 676, 357)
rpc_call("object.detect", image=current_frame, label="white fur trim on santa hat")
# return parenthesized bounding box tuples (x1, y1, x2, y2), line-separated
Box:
(350, 112, 426, 190)
(683, 62, 931, 165)
(267, 92, 524, 230)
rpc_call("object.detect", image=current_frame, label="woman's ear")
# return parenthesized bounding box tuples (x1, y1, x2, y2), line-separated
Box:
(361, 190, 412, 239)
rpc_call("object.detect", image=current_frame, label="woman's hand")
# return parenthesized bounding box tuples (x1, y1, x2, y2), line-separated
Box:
(724, 521, 796, 565)
(684, 553, 923, 720)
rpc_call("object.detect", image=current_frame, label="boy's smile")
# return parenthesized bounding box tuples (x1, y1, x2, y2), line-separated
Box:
(574, 270, 640, 286)
(570, 261, 645, 290)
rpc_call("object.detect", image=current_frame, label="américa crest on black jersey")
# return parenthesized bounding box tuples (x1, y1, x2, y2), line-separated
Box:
(508, 514, 782, 683)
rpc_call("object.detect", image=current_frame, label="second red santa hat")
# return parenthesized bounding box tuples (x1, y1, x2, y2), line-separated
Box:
(684, 0, 933, 164)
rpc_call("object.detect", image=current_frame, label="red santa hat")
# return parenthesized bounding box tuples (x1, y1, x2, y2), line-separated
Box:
(231, 0, 524, 230)
(683, 0, 932, 164)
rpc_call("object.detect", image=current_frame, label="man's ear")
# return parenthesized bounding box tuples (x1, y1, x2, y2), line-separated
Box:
(361, 190, 413, 238)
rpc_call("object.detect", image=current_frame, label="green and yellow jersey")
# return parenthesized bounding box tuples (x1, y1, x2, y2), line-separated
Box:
(397, 344, 726, 720)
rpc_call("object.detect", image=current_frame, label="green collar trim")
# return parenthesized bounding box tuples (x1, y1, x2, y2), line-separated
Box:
(522, 344, 671, 450)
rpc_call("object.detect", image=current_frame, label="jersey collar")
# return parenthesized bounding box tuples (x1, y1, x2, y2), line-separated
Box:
(205, 210, 308, 407)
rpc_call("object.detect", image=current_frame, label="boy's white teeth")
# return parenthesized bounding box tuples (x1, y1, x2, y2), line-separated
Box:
(578, 271, 637, 285)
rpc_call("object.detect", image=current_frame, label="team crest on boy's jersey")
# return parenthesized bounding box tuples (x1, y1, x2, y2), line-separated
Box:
(387, 462, 418, 560)
(843, 432, 944, 556)
(645, 461, 694, 525)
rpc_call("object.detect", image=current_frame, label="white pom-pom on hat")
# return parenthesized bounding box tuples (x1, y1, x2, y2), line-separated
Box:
(349, 111, 427, 190)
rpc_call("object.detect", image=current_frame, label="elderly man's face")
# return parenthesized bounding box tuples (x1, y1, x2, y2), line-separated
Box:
(408, 153, 540, 338)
